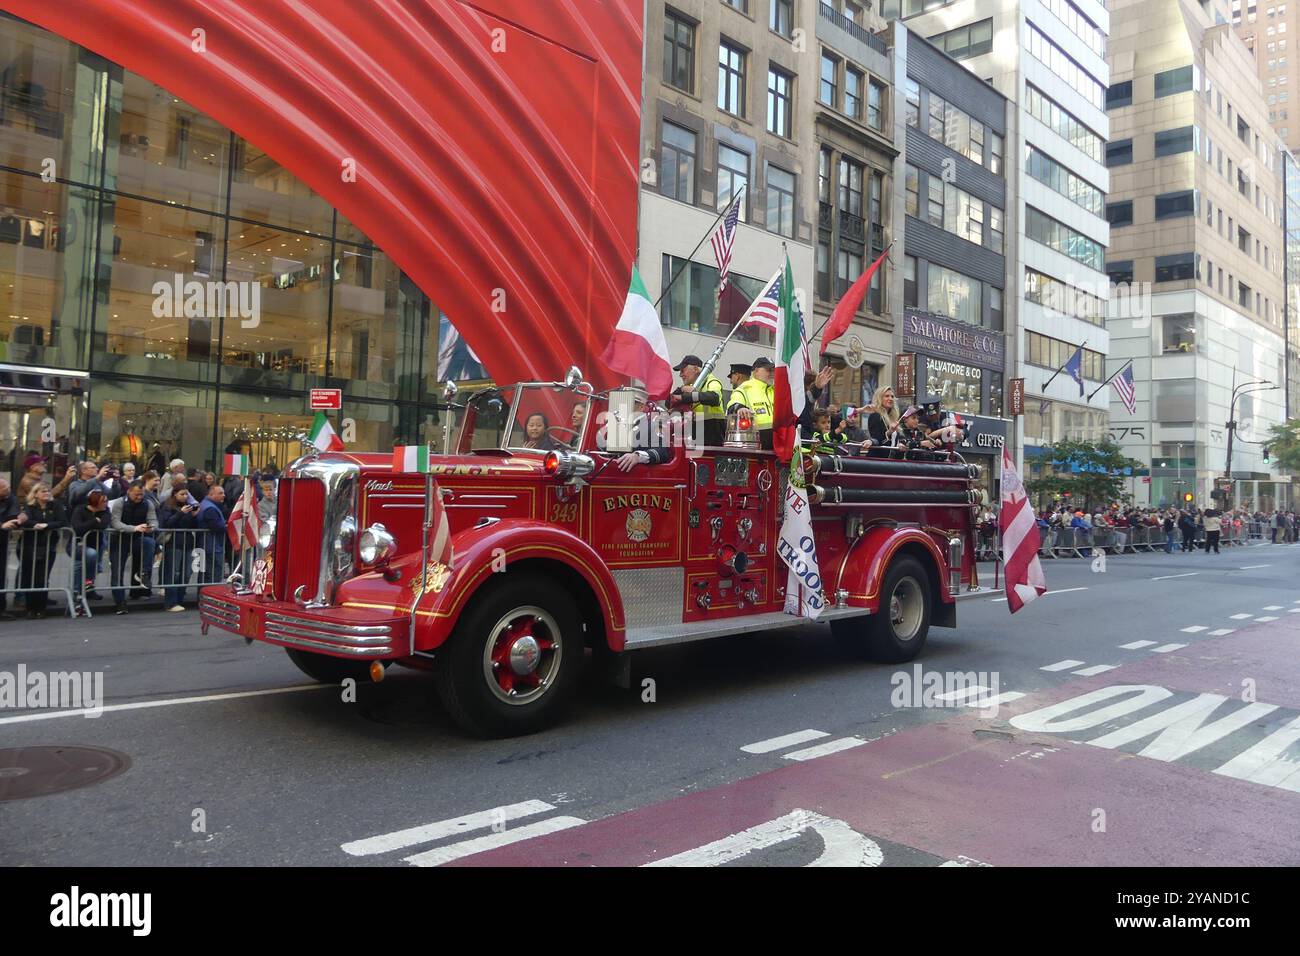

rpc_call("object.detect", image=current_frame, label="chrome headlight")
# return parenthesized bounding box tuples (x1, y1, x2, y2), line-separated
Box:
(334, 516, 357, 580)
(257, 515, 276, 550)
(359, 523, 396, 565)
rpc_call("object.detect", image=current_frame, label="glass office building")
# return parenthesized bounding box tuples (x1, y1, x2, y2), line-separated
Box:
(0, 14, 483, 483)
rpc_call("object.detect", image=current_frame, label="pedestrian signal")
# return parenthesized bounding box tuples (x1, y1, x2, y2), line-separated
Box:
(1263, 446, 1270, 462)
(1183, 492, 1193, 503)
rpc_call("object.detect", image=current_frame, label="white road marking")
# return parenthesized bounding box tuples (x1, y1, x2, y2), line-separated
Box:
(965, 691, 1027, 708)
(1151, 572, 1198, 581)
(1072, 664, 1118, 676)
(784, 736, 868, 761)
(1208, 628, 1236, 636)
(403, 816, 587, 867)
(1256, 616, 1279, 622)
(1263, 605, 1284, 611)
(1180, 626, 1208, 633)
(1240, 564, 1271, 569)
(1230, 613, 1254, 620)
(741, 729, 829, 754)
(1150, 643, 1187, 653)
(0, 684, 324, 726)
(1289, 608, 1300, 614)
(1041, 660, 1086, 672)
(1119, 640, 1158, 650)
(991, 586, 1089, 603)
(643, 810, 883, 867)
(341, 800, 556, 856)
(935, 685, 991, 702)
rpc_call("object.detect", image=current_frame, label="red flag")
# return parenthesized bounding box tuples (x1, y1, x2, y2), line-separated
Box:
(820, 246, 890, 355)
(227, 478, 263, 553)
(999, 446, 1047, 613)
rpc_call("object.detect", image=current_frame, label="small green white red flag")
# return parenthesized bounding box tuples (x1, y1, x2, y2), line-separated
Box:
(223, 453, 249, 476)
(307, 411, 345, 452)
(392, 444, 431, 473)
(772, 251, 807, 462)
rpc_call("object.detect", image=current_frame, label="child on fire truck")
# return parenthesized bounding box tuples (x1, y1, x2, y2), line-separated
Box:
(809, 408, 849, 455)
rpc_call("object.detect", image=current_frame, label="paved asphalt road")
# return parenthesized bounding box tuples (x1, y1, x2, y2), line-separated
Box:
(2, 540, 1299, 867)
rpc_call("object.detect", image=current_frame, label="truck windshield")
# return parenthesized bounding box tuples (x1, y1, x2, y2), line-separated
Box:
(502, 384, 591, 453)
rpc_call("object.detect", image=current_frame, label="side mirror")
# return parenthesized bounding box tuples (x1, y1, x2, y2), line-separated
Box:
(564, 366, 583, 389)
(442, 380, 459, 403)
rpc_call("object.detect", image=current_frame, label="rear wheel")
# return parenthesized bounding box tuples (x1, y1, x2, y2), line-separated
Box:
(433, 574, 583, 737)
(284, 648, 383, 684)
(832, 556, 931, 663)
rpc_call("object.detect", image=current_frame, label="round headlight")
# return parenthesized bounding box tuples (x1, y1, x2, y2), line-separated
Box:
(257, 515, 276, 550)
(359, 523, 396, 565)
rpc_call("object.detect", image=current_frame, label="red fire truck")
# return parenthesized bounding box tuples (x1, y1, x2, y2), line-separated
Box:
(200, 371, 981, 737)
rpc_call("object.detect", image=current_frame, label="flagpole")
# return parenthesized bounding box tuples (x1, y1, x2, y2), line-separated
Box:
(653, 186, 744, 309)
(807, 241, 894, 344)
(1041, 340, 1088, 391)
(1086, 357, 1134, 402)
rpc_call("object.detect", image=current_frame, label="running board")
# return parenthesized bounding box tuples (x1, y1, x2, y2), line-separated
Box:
(623, 605, 871, 650)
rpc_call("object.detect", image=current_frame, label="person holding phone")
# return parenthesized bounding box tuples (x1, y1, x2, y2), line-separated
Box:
(159, 485, 199, 611)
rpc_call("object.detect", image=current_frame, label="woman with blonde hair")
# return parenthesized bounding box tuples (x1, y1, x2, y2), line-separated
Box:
(17, 482, 68, 618)
(865, 385, 902, 448)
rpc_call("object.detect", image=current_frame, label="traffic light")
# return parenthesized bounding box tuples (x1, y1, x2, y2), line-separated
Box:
(1183, 492, 1194, 503)
(1264, 446, 1271, 462)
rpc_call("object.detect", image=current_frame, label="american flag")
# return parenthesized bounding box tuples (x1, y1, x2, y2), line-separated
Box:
(711, 190, 742, 292)
(740, 267, 782, 331)
(1112, 362, 1136, 414)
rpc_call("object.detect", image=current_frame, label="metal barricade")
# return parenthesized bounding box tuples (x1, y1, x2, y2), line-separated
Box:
(1, 527, 77, 617)
(1037, 525, 1052, 557)
(75, 527, 236, 618)
(1054, 527, 1091, 557)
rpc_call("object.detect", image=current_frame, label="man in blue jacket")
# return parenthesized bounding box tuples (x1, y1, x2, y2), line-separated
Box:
(196, 484, 227, 588)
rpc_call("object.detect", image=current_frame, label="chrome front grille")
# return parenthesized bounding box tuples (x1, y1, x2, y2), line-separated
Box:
(263, 612, 395, 656)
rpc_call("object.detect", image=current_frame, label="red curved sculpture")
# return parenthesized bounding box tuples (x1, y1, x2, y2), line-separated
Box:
(1, 0, 643, 388)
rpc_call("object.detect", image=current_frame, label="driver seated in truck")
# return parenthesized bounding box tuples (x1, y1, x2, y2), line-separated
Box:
(810, 408, 848, 456)
(615, 399, 675, 472)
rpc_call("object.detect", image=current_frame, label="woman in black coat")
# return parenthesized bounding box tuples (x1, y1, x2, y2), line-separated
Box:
(70, 490, 111, 607)
(17, 484, 69, 618)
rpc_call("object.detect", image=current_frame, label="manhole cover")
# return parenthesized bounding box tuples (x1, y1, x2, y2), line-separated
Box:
(0, 746, 130, 801)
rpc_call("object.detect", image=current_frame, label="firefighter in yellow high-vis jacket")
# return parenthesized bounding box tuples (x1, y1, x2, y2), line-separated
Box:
(727, 356, 775, 450)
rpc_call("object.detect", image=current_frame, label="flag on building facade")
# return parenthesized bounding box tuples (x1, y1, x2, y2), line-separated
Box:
(227, 477, 263, 553)
(600, 265, 673, 400)
(307, 411, 345, 452)
(820, 245, 890, 355)
(1064, 346, 1085, 396)
(1113, 362, 1137, 414)
(772, 252, 807, 463)
(392, 444, 431, 473)
(999, 445, 1047, 613)
(778, 446, 824, 620)
(223, 453, 249, 476)
(711, 189, 743, 293)
(739, 268, 782, 331)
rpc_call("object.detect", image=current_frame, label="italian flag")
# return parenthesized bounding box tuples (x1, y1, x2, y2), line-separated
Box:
(223, 452, 249, 476)
(600, 265, 673, 400)
(307, 411, 345, 452)
(392, 444, 431, 473)
(772, 252, 806, 463)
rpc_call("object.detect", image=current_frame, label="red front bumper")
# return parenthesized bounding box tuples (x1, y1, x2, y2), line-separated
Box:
(199, 586, 410, 659)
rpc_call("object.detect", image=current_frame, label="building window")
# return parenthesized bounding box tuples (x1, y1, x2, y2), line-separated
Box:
(816, 236, 831, 301)
(660, 121, 696, 202)
(836, 245, 863, 299)
(767, 67, 792, 138)
(1026, 207, 1104, 270)
(1023, 268, 1106, 326)
(771, 0, 794, 37)
(818, 147, 832, 204)
(1106, 138, 1133, 167)
(718, 41, 746, 116)
(1155, 190, 1196, 220)
(926, 176, 943, 228)
(903, 255, 917, 307)
(989, 207, 1004, 254)
(1155, 252, 1196, 282)
(659, 255, 773, 343)
(1025, 84, 1103, 162)
(1155, 64, 1196, 97)
(845, 68, 863, 120)
(927, 263, 983, 327)
(663, 10, 696, 93)
(1154, 125, 1196, 156)
(1106, 260, 1135, 285)
(723, 0, 747, 10)
(838, 157, 863, 217)
(905, 164, 919, 217)
(766, 164, 796, 237)
(990, 132, 1003, 174)
(1025, 145, 1104, 214)
(717, 144, 750, 221)
(904, 77, 920, 127)
(1106, 80, 1133, 109)
(1026, 22, 1105, 108)
(928, 19, 993, 60)
(1106, 200, 1134, 226)
(867, 78, 885, 129)
(820, 52, 838, 107)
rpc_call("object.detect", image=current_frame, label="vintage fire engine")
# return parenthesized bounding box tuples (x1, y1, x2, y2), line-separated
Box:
(200, 369, 981, 737)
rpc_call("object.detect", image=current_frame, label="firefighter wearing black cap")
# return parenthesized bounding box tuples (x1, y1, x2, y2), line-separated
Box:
(920, 395, 968, 452)
(727, 356, 775, 449)
(671, 354, 725, 445)
(727, 362, 752, 391)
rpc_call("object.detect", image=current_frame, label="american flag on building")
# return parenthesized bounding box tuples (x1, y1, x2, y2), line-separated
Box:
(711, 190, 743, 293)
(1112, 362, 1136, 415)
(740, 267, 782, 331)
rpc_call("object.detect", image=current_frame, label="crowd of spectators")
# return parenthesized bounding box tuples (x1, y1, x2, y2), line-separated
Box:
(0, 453, 277, 619)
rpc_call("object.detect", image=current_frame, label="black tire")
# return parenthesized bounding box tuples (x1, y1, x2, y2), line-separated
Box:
(433, 573, 583, 737)
(284, 648, 382, 684)
(832, 556, 931, 663)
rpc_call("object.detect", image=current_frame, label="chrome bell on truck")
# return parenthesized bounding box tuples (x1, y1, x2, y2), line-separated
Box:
(724, 406, 759, 448)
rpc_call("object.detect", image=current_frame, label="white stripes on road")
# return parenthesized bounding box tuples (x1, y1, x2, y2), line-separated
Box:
(1240, 564, 1271, 570)
(1180, 626, 1209, 633)
(1256, 616, 1280, 623)
(0, 684, 325, 725)
(1119, 640, 1158, 650)
(965, 691, 1026, 708)
(1263, 605, 1284, 611)
(1041, 660, 1086, 672)
(1151, 572, 1198, 581)
(1149, 643, 1187, 654)
(934, 685, 992, 703)
(403, 816, 586, 867)
(1208, 628, 1236, 636)
(741, 729, 829, 754)
(992, 587, 1088, 603)
(1230, 613, 1254, 620)
(783, 737, 869, 761)
(1072, 664, 1118, 676)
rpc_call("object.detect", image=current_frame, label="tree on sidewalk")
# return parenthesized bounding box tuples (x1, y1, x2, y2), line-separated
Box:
(1025, 438, 1144, 512)
(1263, 419, 1300, 474)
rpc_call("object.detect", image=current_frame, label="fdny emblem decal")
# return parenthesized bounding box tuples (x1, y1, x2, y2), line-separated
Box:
(626, 508, 652, 543)
(409, 561, 452, 599)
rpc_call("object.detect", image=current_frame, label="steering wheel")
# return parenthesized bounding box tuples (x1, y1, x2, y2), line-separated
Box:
(546, 425, 581, 445)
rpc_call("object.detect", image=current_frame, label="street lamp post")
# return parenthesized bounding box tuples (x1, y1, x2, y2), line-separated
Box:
(1223, 368, 1279, 509)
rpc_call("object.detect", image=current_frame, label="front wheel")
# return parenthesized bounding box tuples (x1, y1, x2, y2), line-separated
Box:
(433, 574, 583, 737)
(832, 556, 931, 663)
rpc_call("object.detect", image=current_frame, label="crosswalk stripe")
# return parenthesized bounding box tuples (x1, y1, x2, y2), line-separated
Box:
(1230, 613, 1254, 620)
(935, 686, 991, 702)
(1072, 664, 1118, 676)
(965, 691, 1026, 708)
(341, 800, 555, 856)
(1041, 660, 1086, 672)
(1256, 616, 1279, 622)
(1150, 643, 1187, 653)
(1263, 606, 1284, 611)
(1180, 626, 1208, 633)
(403, 816, 587, 867)
(741, 729, 829, 754)
(1208, 628, 1236, 636)
(783, 737, 868, 761)
(1119, 640, 1157, 649)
